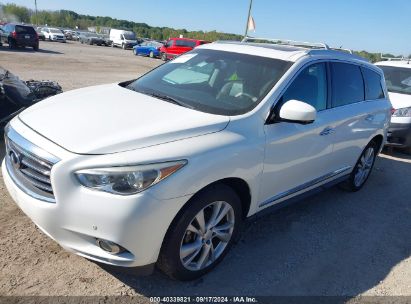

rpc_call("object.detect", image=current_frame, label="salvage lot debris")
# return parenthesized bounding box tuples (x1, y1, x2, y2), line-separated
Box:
(0, 67, 62, 128)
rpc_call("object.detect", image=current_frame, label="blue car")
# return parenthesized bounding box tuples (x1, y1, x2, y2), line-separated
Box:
(133, 41, 163, 58)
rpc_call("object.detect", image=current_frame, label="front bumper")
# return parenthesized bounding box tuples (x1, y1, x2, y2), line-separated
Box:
(2, 122, 190, 269)
(386, 123, 411, 148)
(2, 158, 187, 268)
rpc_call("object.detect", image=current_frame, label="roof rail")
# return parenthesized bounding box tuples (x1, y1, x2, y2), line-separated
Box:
(241, 36, 330, 50)
(380, 54, 410, 62)
(330, 47, 353, 54)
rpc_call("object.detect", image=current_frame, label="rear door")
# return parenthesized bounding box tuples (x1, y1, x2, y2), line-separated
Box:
(326, 62, 389, 171)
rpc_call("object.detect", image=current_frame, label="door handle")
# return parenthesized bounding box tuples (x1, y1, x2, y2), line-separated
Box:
(320, 127, 335, 136)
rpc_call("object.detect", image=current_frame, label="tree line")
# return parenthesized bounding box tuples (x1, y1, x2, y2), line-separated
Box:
(1, 3, 409, 62)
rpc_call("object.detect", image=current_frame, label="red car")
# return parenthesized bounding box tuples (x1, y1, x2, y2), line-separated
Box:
(159, 37, 210, 61)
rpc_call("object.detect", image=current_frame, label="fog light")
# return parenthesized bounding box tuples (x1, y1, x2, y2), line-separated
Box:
(96, 239, 124, 255)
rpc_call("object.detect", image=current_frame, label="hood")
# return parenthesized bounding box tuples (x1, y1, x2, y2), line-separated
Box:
(388, 92, 411, 109)
(19, 84, 230, 154)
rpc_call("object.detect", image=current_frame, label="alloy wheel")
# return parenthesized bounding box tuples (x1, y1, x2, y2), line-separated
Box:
(354, 147, 375, 187)
(179, 201, 235, 271)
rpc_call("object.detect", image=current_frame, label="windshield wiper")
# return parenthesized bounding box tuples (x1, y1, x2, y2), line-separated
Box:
(145, 92, 194, 109)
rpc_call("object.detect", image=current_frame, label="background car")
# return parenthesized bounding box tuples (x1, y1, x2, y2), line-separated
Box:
(98, 34, 112, 46)
(36, 28, 45, 41)
(159, 37, 210, 61)
(375, 59, 411, 153)
(133, 41, 163, 58)
(0, 23, 39, 50)
(79, 32, 105, 46)
(41, 27, 66, 42)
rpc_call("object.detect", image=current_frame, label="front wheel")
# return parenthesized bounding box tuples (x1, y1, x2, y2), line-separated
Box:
(149, 51, 154, 58)
(161, 52, 167, 61)
(122, 43, 126, 50)
(340, 141, 378, 192)
(158, 184, 242, 280)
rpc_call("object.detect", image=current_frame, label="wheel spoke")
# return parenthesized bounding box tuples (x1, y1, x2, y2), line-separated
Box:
(187, 224, 201, 236)
(195, 209, 206, 234)
(214, 221, 234, 232)
(214, 230, 232, 243)
(207, 201, 223, 229)
(180, 241, 202, 259)
(214, 204, 232, 226)
(196, 244, 211, 270)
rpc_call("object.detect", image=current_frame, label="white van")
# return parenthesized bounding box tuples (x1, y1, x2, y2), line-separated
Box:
(109, 29, 138, 50)
(375, 59, 411, 153)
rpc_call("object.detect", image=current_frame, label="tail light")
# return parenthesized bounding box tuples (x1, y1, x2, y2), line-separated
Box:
(11, 31, 17, 38)
(35, 32, 39, 41)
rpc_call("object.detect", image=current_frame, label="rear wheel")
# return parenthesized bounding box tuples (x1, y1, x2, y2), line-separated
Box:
(340, 141, 378, 192)
(161, 52, 167, 61)
(158, 184, 242, 281)
(149, 51, 154, 58)
(8, 38, 16, 49)
(33, 43, 39, 51)
(122, 43, 126, 50)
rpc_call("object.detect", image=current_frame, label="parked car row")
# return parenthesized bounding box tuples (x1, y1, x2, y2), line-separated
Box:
(132, 37, 210, 60)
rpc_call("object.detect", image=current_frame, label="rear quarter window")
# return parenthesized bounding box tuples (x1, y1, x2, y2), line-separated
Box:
(331, 62, 365, 107)
(362, 67, 385, 100)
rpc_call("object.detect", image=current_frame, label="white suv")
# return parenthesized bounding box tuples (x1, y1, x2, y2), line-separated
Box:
(41, 27, 66, 42)
(2, 39, 391, 280)
(375, 59, 411, 153)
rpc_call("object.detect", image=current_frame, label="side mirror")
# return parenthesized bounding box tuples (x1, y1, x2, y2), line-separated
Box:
(275, 99, 316, 124)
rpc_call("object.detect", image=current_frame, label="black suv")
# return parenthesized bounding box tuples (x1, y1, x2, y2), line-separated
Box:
(0, 24, 39, 50)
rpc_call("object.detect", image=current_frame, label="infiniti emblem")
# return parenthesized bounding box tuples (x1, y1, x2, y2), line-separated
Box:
(9, 150, 22, 170)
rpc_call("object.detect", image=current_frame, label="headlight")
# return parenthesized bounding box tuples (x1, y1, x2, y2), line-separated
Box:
(75, 160, 187, 195)
(392, 107, 411, 117)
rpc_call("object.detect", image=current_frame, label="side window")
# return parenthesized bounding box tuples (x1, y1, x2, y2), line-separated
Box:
(166, 40, 174, 47)
(362, 67, 385, 100)
(331, 62, 365, 107)
(282, 62, 327, 111)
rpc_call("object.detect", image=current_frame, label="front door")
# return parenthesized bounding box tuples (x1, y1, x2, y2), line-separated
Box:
(259, 62, 341, 208)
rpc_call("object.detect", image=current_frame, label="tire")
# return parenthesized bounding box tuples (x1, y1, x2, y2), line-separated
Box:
(158, 184, 243, 281)
(340, 140, 378, 192)
(149, 51, 154, 58)
(133, 49, 138, 56)
(122, 43, 126, 50)
(33, 44, 39, 51)
(8, 38, 16, 49)
(161, 52, 167, 61)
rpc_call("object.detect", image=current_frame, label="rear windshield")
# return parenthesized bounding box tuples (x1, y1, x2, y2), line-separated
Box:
(379, 65, 411, 95)
(126, 49, 292, 115)
(15, 25, 36, 34)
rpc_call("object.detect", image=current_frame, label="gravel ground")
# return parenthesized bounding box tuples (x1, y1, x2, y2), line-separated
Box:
(0, 42, 410, 301)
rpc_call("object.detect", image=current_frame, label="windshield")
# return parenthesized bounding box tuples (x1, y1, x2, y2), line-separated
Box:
(380, 65, 411, 95)
(123, 33, 136, 40)
(50, 29, 62, 34)
(126, 49, 292, 115)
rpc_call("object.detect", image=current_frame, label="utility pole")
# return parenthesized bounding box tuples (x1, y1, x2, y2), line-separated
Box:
(244, 0, 253, 38)
(34, 0, 38, 26)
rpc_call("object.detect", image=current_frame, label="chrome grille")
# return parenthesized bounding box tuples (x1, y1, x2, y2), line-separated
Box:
(4, 125, 60, 203)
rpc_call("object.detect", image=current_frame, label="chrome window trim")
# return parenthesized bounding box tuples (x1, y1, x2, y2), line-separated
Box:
(259, 166, 352, 208)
